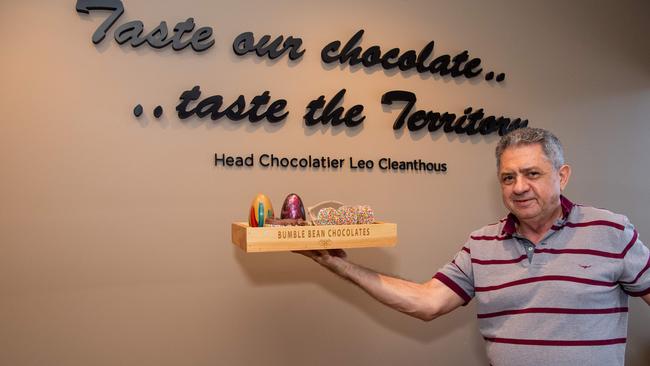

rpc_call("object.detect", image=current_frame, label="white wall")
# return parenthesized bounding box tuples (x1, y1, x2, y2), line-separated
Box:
(1, 0, 648, 365)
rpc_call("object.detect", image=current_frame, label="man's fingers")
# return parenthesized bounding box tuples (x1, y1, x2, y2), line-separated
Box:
(327, 249, 347, 258)
(292, 250, 327, 258)
(293, 249, 347, 263)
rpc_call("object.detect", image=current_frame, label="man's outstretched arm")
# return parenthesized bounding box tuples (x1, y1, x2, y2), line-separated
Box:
(297, 249, 466, 321)
(642, 293, 650, 306)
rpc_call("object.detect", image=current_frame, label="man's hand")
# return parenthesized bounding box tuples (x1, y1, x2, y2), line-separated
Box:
(293, 249, 347, 262)
(293, 249, 349, 276)
(293, 248, 347, 258)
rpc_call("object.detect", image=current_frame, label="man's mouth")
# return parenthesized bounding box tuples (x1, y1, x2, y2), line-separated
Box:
(513, 198, 535, 206)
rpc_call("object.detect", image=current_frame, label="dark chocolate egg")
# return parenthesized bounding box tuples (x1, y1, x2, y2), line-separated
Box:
(281, 193, 306, 220)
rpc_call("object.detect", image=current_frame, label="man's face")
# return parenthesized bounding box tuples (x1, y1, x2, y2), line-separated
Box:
(498, 143, 571, 226)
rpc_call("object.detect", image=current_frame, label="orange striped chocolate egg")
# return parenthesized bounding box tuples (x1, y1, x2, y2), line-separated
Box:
(249, 193, 274, 227)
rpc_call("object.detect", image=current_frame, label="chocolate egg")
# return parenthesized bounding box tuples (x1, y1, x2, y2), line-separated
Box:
(249, 193, 274, 227)
(280, 193, 306, 220)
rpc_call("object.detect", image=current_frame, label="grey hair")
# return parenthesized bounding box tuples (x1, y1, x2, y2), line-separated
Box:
(495, 127, 565, 170)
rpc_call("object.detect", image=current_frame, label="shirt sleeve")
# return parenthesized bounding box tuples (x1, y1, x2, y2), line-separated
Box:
(433, 241, 475, 305)
(617, 217, 650, 297)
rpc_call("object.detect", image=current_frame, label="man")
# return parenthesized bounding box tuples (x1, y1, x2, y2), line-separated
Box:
(299, 127, 650, 365)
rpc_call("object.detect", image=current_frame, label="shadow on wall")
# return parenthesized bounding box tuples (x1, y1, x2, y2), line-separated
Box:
(232, 246, 479, 344)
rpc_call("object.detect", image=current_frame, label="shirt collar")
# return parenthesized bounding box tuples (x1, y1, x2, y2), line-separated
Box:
(502, 195, 575, 235)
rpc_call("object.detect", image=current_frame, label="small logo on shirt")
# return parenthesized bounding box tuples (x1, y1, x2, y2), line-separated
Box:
(578, 264, 592, 269)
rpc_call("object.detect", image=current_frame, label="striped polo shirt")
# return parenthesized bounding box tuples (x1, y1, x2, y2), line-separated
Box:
(435, 196, 650, 366)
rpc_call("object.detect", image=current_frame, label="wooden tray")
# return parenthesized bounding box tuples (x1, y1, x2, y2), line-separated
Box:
(231, 222, 397, 253)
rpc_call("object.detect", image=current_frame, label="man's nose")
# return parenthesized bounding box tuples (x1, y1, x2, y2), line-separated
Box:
(513, 177, 529, 194)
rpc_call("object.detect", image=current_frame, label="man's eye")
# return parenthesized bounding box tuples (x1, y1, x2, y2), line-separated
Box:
(502, 176, 514, 184)
(528, 172, 540, 178)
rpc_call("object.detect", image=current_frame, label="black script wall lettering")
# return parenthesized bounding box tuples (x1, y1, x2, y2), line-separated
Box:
(321, 30, 364, 66)
(114, 18, 212, 51)
(381, 90, 527, 136)
(76, 0, 214, 52)
(322, 30, 491, 81)
(303, 89, 365, 127)
(176, 86, 288, 123)
(76, 0, 124, 44)
(170, 18, 211, 51)
(114, 21, 146, 46)
(233, 32, 305, 60)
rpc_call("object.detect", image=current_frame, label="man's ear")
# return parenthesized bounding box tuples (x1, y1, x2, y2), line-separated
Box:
(558, 164, 571, 191)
